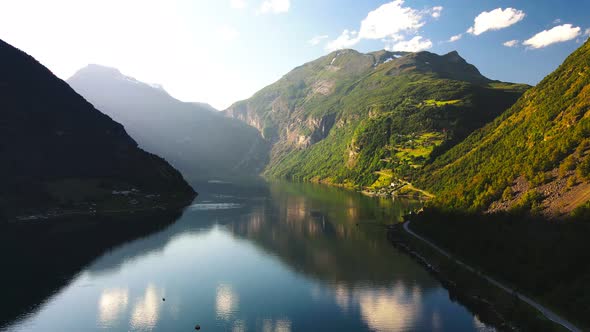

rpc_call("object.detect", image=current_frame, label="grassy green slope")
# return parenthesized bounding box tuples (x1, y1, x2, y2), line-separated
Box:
(407, 41, 590, 328)
(227, 49, 528, 189)
(418, 39, 590, 216)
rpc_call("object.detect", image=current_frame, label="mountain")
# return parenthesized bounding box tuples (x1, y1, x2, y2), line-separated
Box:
(419, 39, 590, 218)
(0, 39, 195, 219)
(225, 49, 528, 191)
(68, 65, 268, 181)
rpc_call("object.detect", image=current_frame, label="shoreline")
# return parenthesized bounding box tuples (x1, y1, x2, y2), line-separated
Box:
(387, 222, 573, 332)
(387, 223, 514, 331)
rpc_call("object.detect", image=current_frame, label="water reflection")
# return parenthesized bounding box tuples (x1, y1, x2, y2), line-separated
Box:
(129, 284, 164, 330)
(190, 203, 244, 211)
(355, 284, 418, 331)
(232, 319, 246, 332)
(98, 288, 129, 327)
(228, 182, 429, 285)
(216, 284, 239, 320)
(311, 282, 422, 331)
(262, 318, 292, 332)
(3, 181, 494, 332)
(432, 310, 442, 331)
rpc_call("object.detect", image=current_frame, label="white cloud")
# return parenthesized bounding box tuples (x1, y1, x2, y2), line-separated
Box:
(325, 30, 360, 52)
(358, 0, 424, 39)
(553, 18, 561, 24)
(382, 34, 405, 43)
(218, 25, 239, 41)
(230, 0, 247, 9)
(503, 39, 519, 47)
(386, 36, 432, 52)
(326, 0, 439, 52)
(308, 35, 329, 46)
(430, 6, 443, 18)
(467, 8, 525, 35)
(523, 24, 581, 49)
(258, 0, 290, 14)
(448, 34, 462, 42)
(585, 28, 590, 36)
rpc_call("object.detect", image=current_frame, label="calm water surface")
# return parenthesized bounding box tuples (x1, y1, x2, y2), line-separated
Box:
(6, 181, 494, 331)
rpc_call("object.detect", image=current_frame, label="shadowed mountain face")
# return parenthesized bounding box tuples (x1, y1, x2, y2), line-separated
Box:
(419, 39, 590, 217)
(0, 39, 194, 217)
(68, 65, 269, 182)
(224, 49, 529, 188)
(0, 38, 195, 326)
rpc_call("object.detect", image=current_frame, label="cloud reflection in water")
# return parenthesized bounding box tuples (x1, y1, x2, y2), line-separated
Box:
(262, 318, 292, 332)
(325, 282, 420, 332)
(216, 284, 239, 320)
(129, 284, 165, 330)
(98, 288, 129, 327)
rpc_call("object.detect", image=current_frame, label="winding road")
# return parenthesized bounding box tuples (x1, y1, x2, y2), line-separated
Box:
(404, 220, 581, 332)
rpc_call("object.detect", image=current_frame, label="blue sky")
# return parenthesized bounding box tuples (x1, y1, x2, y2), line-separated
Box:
(0, 0, 588, 109)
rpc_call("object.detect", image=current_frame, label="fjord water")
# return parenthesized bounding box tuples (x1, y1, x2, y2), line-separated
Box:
(6, 181, 493, 332)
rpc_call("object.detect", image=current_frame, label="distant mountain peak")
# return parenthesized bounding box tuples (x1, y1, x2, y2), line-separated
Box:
(309, 48, 488, 83)
(369, 50, 410, 66)
(77, 64, 123, 77)
(444, 50, 460, 57)
(73, 64, 166, 89)
(380, 49, 489, 83)
(225, 45, 527, 189)
(443, 50, 467, 63)
(69, 64, 172, 98)
(329, 49, 359, 56)
(67, 64, 269, 180)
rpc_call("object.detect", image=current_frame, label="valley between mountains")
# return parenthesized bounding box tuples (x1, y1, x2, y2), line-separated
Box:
(2, 35, 590, 331)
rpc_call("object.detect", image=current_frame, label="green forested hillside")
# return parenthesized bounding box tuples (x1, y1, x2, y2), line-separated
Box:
(419, 39, 590, 217)
(408, 40, 590, 326)
(226, 50, 527, 190)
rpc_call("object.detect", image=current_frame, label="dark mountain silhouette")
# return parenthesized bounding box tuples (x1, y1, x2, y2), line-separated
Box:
(0, 39, 195, 218)
(0, 38, 196, 327)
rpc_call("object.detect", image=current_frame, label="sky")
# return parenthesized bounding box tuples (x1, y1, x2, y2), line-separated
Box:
(0, 0, 588, 110)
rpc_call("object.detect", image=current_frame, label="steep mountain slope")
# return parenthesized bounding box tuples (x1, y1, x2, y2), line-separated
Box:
(225, 49, 528, 189)
(68, 65, 268, 181)
(419, 39, 590, 217)
(0, 39, 195, 218)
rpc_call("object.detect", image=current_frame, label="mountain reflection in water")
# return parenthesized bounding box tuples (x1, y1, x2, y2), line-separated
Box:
(4, 181, 493, 332)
